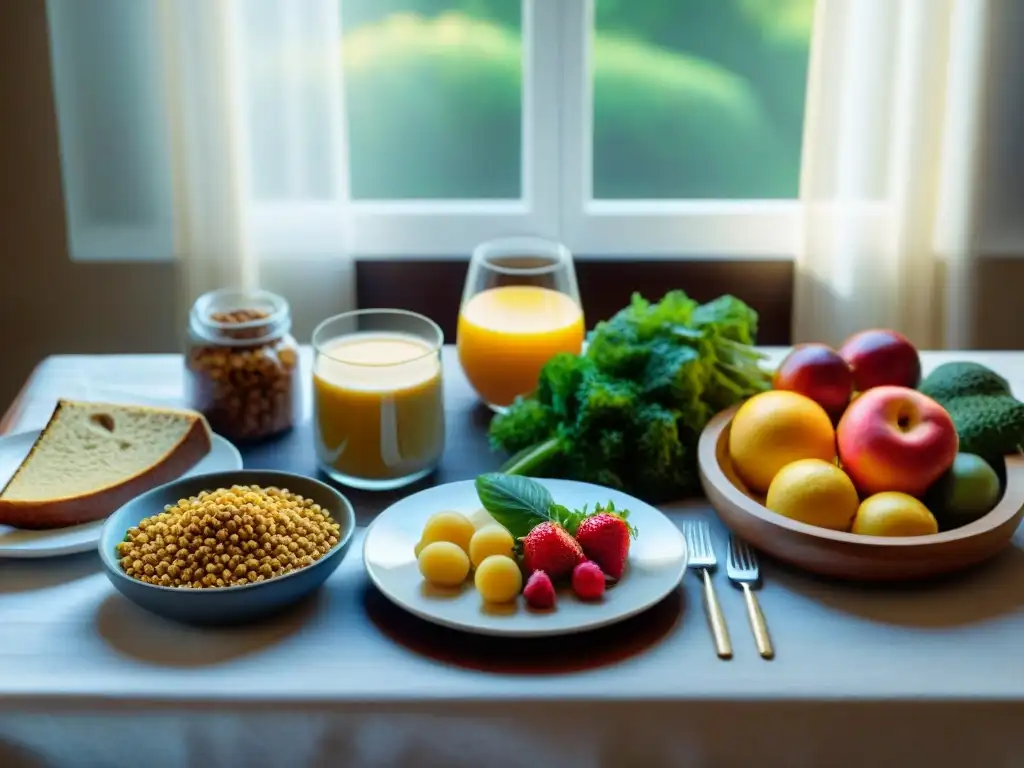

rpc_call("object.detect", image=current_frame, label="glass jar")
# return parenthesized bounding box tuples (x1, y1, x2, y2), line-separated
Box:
(184, 288, 300, 442)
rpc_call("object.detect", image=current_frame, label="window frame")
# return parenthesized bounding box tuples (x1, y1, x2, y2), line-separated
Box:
(51, 0, 807, 263)
(251, 0, 563, 259)
(557, 0, 800, 258)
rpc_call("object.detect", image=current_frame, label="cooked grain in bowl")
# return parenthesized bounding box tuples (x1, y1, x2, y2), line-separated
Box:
(116, 484, 341, 588)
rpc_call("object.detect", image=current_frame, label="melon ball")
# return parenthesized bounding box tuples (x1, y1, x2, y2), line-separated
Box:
(468, 524, 515, 568)
(417, 541, 471, 587)
(474, 555, 523, 604)
(468, 506, 497, 530)
(416, 510, 475, 556)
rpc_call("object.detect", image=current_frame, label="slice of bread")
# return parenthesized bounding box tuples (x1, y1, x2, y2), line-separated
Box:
(0, 400, 212, 529)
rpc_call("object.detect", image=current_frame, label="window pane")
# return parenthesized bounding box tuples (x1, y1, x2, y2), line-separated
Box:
(341, 0, 523, 200)
(592, 0, 815, 200)
(48, 0, 170, 227)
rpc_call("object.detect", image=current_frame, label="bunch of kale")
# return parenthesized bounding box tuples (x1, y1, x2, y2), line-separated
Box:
(488, 291, 771, 503)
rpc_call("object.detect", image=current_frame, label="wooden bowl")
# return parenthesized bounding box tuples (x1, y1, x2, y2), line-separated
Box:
(698, 406, 1024, 581)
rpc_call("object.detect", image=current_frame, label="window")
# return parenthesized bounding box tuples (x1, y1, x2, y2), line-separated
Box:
(341, 1, 524, 200)
(592, 0, 811, 201)
(46, 0, 815, 262)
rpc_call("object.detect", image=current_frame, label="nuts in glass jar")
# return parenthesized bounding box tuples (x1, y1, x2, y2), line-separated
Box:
(185, 290, 300, 442)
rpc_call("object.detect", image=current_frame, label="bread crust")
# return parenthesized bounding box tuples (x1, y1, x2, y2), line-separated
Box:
(0, 410, 213, 530)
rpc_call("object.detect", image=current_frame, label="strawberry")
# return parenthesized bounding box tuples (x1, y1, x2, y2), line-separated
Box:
(521, 521, 583, 580)
(574, 512, 636, 580)
(571, 561, 606, 600)
(522, 570, 557, 610)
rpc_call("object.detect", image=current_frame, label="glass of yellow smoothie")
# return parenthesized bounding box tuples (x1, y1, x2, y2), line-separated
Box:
(458, 237, 584, 411)
(312, 309, 445, 491)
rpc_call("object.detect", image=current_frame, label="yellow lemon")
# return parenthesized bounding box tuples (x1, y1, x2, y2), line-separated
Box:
(729, 390, 837, 493)
(852, 492, 938, 537)
(765, 458, 859, 531)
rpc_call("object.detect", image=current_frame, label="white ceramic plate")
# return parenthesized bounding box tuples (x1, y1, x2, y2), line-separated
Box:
(363, 478, 688, 637)
(0, 431, 243, 558)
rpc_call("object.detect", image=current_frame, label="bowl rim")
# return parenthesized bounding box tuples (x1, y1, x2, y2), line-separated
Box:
(698, 405, 1024, 547)
(98, 469, 356, 593)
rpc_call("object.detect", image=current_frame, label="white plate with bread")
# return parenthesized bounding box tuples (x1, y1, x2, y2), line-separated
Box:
(0, 400, 242, 558)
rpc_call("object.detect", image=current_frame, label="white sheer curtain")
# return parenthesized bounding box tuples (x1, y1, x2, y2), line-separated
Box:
(162, 0, 356, 329)
(160, 0, 257, 309)
(795, 0, 989, 350)
(47, 0, 355, 333)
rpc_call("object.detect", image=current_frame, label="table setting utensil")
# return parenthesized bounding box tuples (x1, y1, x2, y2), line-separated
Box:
(99, 470, 356, 626)
(683, 519, 732, 659)
(727, 534, 773, 659)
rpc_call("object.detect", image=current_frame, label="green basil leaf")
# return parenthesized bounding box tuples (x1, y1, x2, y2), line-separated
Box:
(475, 473, 555, 539)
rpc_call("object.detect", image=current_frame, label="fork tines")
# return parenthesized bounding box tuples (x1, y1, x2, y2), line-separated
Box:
(683, 519, 716, 566)
(728, 536, 757, 572)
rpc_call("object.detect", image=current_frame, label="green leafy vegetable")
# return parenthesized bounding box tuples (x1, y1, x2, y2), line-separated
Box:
(475, 473, 558, 538)
(488, 291, 771, 503)
(474, 473, 625, 538)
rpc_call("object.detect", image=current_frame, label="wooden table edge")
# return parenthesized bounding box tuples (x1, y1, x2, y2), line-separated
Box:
(1, 359, 43, 436)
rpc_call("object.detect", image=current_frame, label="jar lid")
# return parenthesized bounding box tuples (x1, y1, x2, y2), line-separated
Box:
(189, 288, 291, 346)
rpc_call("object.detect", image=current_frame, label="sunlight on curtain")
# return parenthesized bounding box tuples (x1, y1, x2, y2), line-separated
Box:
(795, 0, 989, 350)
(47, 0, 356, 332)
(162, 0, 355, 327)
(160, 0, 257, 311)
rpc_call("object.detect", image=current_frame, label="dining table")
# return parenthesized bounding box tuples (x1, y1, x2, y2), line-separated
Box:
(1, 347, 1023, 768)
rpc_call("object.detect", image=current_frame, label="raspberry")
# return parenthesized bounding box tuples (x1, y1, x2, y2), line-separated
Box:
(523, 570, 557, 610)
(571, 561, 606, 601)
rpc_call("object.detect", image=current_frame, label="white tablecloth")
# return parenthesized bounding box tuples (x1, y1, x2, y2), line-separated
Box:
(2, 351, 1024, 768)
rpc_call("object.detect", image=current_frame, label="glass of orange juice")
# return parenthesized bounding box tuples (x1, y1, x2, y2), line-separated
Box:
(312, 309, 445, 491)
(458, 237, 584, 411)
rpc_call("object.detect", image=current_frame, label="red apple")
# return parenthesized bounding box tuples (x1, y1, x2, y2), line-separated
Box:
(838, 329, 922, 391)
(773, 343, 853, 418)
(837, 385, 958, 497)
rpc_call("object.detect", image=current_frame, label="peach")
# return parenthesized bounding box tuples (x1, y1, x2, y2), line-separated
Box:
(837, 386, 958, 497)
(773, 343, 853, 418)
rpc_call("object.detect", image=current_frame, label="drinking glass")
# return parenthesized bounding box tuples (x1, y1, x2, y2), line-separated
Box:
(312, 309, 445, 491)
(457, 237, 584, 411)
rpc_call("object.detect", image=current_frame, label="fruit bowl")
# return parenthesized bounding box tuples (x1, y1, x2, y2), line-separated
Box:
(698, 406, 1024, 581)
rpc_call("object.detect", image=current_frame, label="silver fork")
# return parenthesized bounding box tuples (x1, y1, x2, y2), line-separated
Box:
(727, 536, 774, 660)
(683, 520, 732, 659)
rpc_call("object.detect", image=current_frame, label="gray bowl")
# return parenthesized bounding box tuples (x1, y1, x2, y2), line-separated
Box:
(99, 470, 356, 626)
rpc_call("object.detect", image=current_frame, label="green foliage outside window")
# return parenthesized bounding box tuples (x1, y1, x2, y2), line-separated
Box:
(340, 0, 814, 200)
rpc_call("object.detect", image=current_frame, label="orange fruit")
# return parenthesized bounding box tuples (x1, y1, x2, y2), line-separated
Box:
(851, 492, 938, 537)
(728, 390, 837, 493)
(765, 459, 859, 531)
